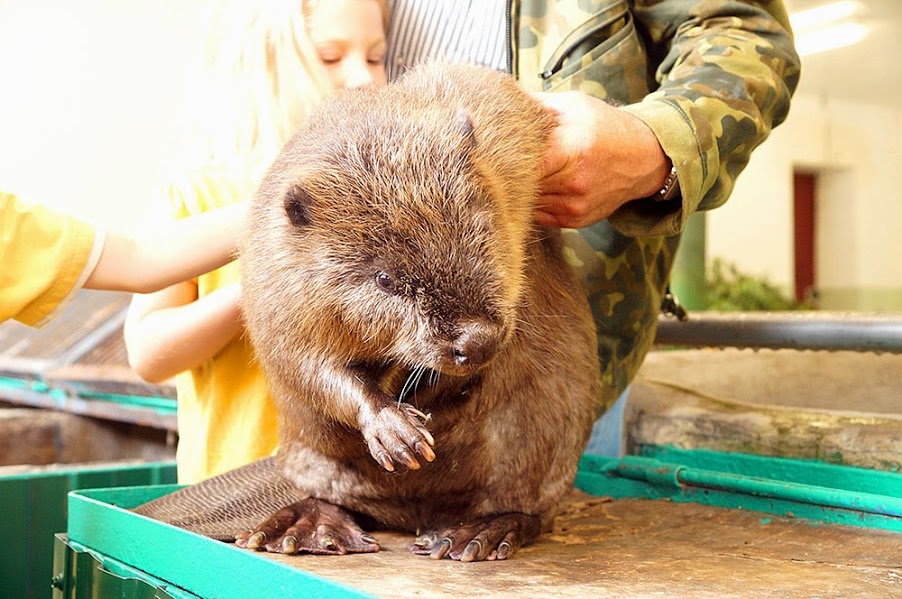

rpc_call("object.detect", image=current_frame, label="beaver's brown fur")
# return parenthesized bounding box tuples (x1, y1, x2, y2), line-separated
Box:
(139, 63, 600, 562)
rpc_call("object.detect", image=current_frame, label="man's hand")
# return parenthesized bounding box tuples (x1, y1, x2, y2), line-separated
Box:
(534, 91, 672, 228)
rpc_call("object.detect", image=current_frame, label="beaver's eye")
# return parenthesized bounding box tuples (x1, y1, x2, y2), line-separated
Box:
(375, 271, 397, 294)
(284, 184, 312, 227)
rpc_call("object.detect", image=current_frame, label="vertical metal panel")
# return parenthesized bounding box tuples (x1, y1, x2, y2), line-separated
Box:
(1, 462, 176, 599)
(53, 535, 193, 599)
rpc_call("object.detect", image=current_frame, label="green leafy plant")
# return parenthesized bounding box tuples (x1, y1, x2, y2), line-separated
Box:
(704, 258, 810, 311)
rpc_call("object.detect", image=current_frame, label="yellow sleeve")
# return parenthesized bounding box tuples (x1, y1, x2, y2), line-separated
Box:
(0, 193, 104, 327)
(166, 164, 252, 218)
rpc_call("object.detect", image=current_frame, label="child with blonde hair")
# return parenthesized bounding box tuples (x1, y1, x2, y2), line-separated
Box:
(125, 0, 390, 483)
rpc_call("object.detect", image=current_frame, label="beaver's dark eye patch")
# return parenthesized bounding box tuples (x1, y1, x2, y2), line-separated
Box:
(374, 271, 398, 294)
(284, 184, 312, 227)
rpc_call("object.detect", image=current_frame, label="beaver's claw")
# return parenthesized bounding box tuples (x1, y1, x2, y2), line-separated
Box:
(235, 498, 380, 555)
(359, 402, 435, 471)
(411, 513, 541, 562)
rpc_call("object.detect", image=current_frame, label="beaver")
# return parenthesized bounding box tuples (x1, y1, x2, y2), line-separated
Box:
(135, 62, 600, 562)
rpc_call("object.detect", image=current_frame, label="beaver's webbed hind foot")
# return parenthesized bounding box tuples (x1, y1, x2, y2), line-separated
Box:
(412, 513, 541, 562)
(236, 498, 380, 555)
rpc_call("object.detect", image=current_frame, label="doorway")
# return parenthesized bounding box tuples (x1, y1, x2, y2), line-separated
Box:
(793, 171, 816, 304)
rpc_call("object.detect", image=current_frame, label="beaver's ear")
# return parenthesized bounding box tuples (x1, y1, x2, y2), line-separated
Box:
(454, 107, 476, 150)
(284, 184, 312, 228)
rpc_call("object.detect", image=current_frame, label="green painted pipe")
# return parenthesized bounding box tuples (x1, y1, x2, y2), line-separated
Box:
(83, 392, 176, 412)
(0, 375, 65, 400)
(616, 456, 902, 518)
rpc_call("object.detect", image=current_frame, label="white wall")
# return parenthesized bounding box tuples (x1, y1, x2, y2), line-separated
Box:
(2, 2, 900, 310)
(708, 91, 902, 310)
(0, 0, 206, 229)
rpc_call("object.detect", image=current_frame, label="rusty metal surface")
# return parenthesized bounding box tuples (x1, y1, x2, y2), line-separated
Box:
(0, 290, 130, 365)
(0, 290, 175, 427)
(73, 321, 131, 366)
(656, 311, 902, 353)
(0, 386, 178, 431)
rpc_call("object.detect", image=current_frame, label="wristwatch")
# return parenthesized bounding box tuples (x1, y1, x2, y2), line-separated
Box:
(655, 165, 680, 202)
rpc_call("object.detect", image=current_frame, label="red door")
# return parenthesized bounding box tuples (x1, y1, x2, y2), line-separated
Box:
(793, 172, 816, 304)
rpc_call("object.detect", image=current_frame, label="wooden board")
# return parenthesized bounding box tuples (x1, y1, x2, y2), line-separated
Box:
(262, 491, 902, 598)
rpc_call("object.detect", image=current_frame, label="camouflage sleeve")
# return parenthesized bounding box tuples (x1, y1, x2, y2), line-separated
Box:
(610, 0, 801, 237)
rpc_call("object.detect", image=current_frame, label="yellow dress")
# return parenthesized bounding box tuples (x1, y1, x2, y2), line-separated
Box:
(0, 192, 102, 326)
(166, 167, 280, 483)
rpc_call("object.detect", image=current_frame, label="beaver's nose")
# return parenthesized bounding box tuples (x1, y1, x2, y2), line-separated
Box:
(450, 320, 504, 368)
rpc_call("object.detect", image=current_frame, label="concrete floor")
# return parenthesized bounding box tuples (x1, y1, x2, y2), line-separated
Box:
(638, 348, 902, 415)
(625, 348, 902, 471)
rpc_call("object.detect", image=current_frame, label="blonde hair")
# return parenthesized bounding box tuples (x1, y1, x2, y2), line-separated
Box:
(182, 0, 331, 179)
(178, 0, 391, 181)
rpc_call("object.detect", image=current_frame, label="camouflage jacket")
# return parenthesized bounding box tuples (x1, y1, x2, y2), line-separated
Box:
(509, 1, 801, 413)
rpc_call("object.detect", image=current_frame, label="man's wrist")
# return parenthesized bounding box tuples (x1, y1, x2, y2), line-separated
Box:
(623, 111, 674, 202)
(653, 165, 680, 202)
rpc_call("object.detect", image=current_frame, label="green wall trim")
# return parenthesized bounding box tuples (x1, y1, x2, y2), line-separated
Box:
(0, 375, 66, 400)
(73, 392, 176, 413)
(576, 446, 902, 532)
(0, 375, 176, 413)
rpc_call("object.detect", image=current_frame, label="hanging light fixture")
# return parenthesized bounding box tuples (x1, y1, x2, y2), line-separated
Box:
(790, 1, 869, 56)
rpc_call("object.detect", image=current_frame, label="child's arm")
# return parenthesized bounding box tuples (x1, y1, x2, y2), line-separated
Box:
(1, 194, 245, 327)
(85, 202, 248, 294)
(124, 281, 243, 384)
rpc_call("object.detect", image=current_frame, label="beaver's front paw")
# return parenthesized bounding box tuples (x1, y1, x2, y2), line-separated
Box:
(359, 402, 435, 471)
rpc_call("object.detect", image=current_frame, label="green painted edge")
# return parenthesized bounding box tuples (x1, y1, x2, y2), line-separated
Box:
(0, 461, 176, 482)
(63, 448, 902, 597)
(0, 375, 31, 389)
(0, 375, 65, 399)
(74, 392, 177, 412)
(0, 374, 176, 413)
(577, 467, 902, 532)
(68, 486, 377, 599)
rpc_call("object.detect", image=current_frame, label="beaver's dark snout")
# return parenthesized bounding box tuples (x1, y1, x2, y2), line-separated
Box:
(448, 319, 504, 369)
